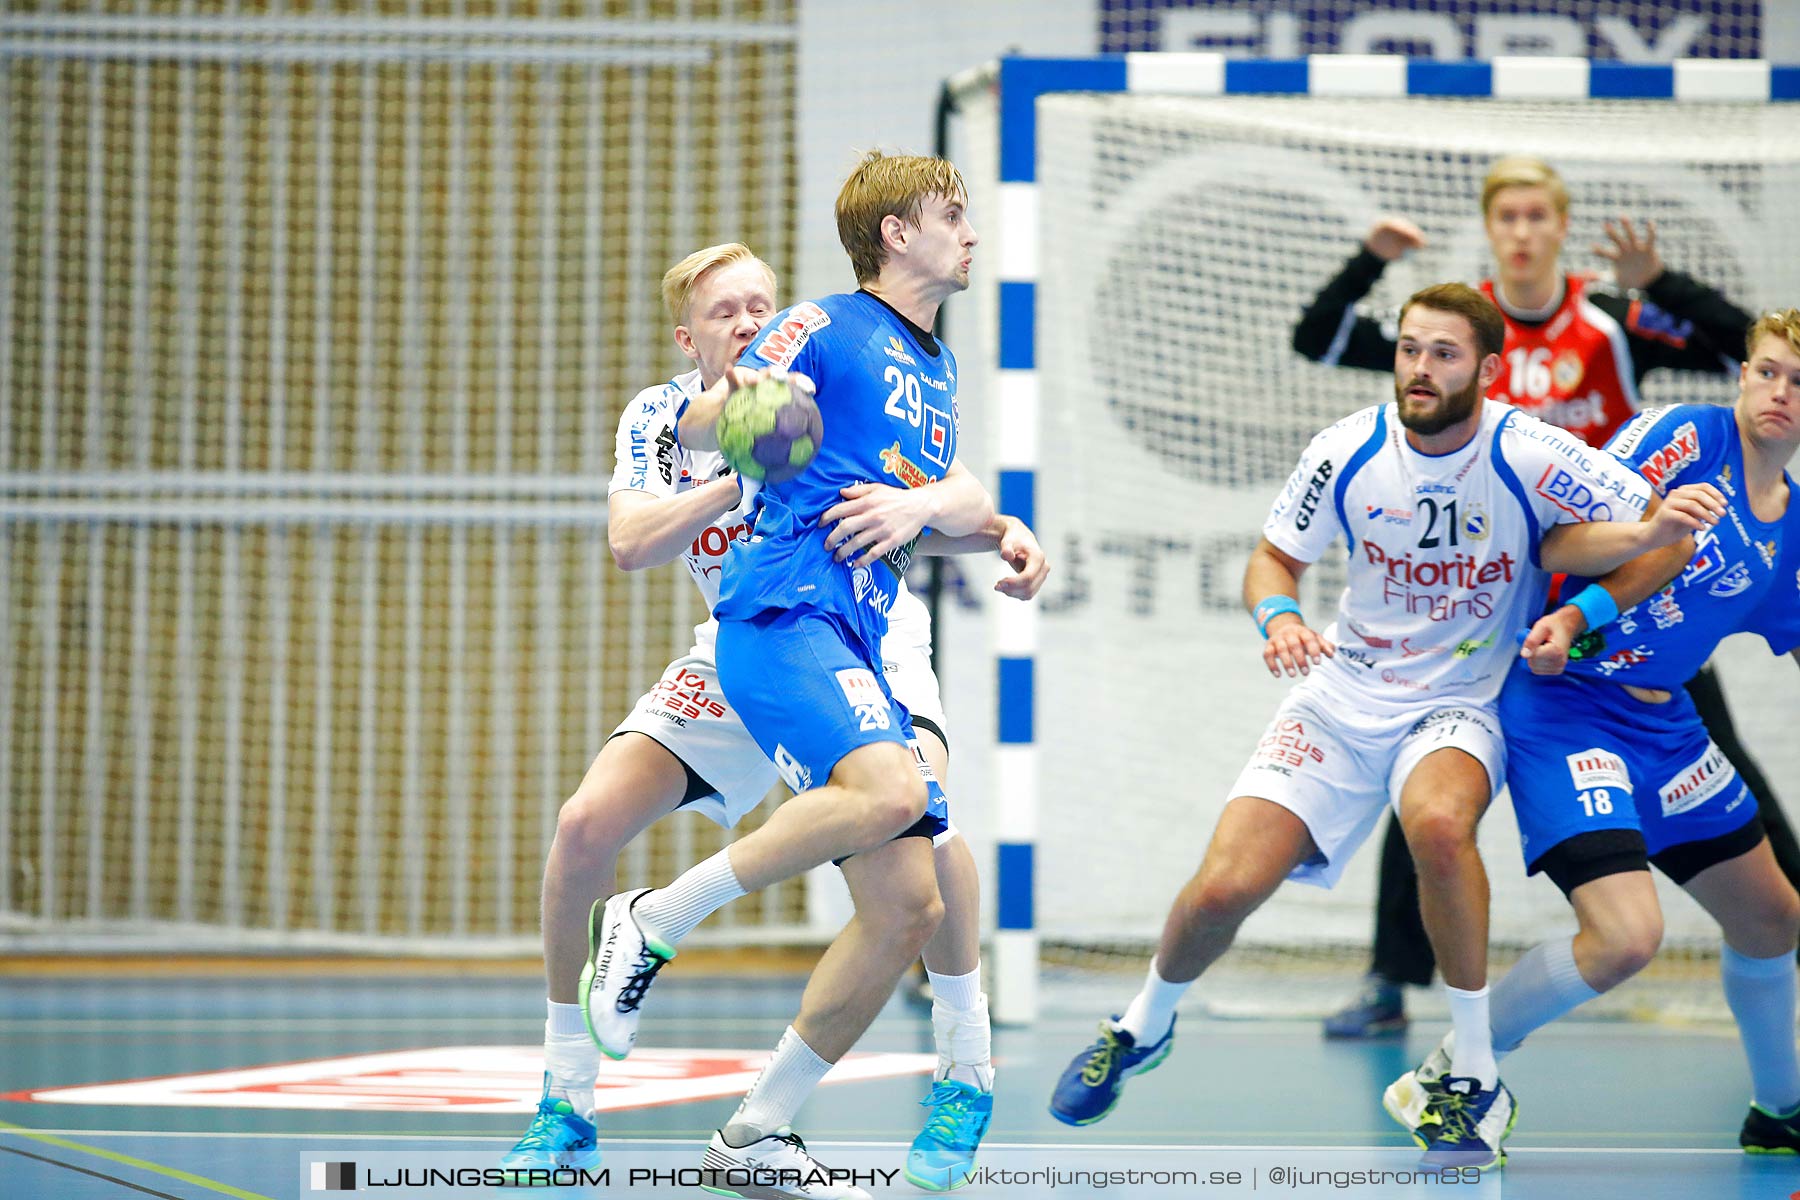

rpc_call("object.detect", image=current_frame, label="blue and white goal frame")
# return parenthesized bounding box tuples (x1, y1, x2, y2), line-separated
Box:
(982, 53, 1799, 1025)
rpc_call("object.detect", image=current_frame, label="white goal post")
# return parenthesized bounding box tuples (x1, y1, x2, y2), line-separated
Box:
(947, 54, 1800, 1023)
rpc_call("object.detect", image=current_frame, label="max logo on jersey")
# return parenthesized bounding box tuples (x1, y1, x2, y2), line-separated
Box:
(1637, 422, 1701, 490)
(759, 302, 831, 368)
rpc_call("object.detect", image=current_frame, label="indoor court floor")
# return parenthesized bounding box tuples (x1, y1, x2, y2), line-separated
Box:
(0, 971, 1791, 1199)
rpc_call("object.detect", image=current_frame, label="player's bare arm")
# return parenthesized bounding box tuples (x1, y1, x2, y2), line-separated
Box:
(1244, 536, 1333, 679)
(606, 483, 745, 572)
(1537, 482, 1725, 577)
(673, 364, 770, 452)
(919, 513, 1049, 600)
(1520, 520, 1703, 675)
(820, 458, 996, 568)
(1522, 482, 1727, 672)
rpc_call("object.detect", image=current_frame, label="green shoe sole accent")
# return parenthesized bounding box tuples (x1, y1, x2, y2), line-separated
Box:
(1743, 1144, 1798, 1155)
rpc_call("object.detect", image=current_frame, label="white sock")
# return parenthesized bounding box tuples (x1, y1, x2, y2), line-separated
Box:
(1117, 957, 1188, 1046)
(726, 1025, 833, 1142)
(1445, 984, 1498, 1090)
(542, 1023, 599, 1121)
(931, 992, 993, 1091)
(547, 998, 587, 1037)
(1721, 943, 1800, 1112)
(1489, 935, 1599, 1055)
(636, 848, 747, 945)
(926, 965, 983, 1012)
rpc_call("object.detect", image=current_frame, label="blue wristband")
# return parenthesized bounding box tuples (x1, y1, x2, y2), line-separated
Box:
(1253, 595, 1302, 639)
(1567, 584, 1619, 632)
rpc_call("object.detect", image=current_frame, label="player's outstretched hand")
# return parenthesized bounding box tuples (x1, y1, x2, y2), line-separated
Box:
(1364, 216, 1426, 262)
(820, 482, 931, 568)
(701, 363, 765, 407)
(993, 516, 1049, 600)
(1520, 608, 1582, 676)
(1261, 615, 1334, 679)
(1646, 481, 1726, 547)
(1594, 216, 1663, 291)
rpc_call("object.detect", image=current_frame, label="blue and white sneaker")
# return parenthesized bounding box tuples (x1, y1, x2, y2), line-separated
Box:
(1415, 1075, 1516, 1170)
(497, 1089, 600, 1187)
(905, 1079, 993, 1191)
(1382, 1034, 1452, 1132)
(1048, 1016, 1175, 1126)
(1323, 973, 1408, 1038)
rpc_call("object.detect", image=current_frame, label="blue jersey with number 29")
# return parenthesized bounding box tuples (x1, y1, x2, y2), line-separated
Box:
(709, 290, 960, 656)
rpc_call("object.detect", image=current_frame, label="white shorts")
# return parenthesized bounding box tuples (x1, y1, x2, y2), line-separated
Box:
(1227, 679, 1505, 889)
(611, 625, 951, 833)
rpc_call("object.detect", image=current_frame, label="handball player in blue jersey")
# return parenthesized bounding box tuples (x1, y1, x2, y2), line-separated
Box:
(1387, 309, 1800, 1155)
(587, 151, 999, 1197)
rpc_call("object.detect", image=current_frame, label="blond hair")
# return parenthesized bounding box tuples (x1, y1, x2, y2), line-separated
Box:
(660, 243, 774, 326)
(1746, 308, 1800, 359)
(835, 150, 968, 285)
(1481, 155, 1570, 217)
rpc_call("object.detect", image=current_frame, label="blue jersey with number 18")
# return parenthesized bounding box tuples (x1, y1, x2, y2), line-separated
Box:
(705, 290, 959, 657)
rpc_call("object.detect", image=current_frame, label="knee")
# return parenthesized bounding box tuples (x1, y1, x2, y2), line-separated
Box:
(1403, 805, 1478, 877)
(852, 770, 929, 841)
(1773, 885, 1800, 947)
(1582, 910, 1664, 990)
(867, 878, 945, 954)
(552, 787, 633, 862)
(1178, 869, 1267, 930)
(1736, 882, 1800, 957)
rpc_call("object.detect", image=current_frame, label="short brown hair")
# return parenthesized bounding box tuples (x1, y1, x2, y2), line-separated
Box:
(1481, 155, 1570, 218)
(660, 242, 774, 326)
(1745, 308, 1800, 360)
(835, 150, 968, 285)
(1400, 283, 1506, 360)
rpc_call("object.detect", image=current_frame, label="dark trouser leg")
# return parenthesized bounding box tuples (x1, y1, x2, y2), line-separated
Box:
(1372, 812, 1437, 987)
(1686, 664, 1800, 940)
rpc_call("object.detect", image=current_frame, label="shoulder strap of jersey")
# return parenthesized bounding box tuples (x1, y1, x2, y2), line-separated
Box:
(1331, 406, 1390, 557)
(1488, 407, 1544, 569)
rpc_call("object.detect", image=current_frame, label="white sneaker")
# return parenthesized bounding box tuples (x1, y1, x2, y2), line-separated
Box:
(698, 1125, 872, 1199)
(579, 888, 675, 1060)
(1382, 1032, 1453, 1133)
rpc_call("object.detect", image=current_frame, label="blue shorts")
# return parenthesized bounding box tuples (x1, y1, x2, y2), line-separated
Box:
(1500, 665, 1757, 873)
(714, 606, 949, 842)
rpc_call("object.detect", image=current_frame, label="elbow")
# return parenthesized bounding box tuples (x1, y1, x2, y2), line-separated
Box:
(608, 535, 650, 572)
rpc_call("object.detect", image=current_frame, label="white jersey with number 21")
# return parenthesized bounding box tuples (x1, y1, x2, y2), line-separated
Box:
(1264, 399, 1653, 713)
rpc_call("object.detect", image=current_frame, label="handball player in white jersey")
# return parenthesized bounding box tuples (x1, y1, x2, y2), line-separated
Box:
(501, 243, 1046, 1186)
(1048, 283, 1721, 1167)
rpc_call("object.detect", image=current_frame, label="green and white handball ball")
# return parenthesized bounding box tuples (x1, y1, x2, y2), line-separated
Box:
(717, 370, 823, 484)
